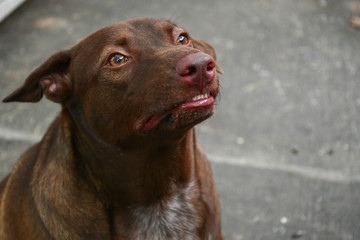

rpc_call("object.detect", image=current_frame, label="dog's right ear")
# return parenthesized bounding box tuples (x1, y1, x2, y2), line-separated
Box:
(3, 49, 72, 104)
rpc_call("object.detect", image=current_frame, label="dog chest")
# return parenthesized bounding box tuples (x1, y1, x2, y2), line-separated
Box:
(116, 181, 202, 240)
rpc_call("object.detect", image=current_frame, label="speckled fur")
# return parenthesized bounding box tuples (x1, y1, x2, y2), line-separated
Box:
(129, 181, 201, 240)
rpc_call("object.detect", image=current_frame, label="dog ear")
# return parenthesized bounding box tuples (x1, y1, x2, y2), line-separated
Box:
(192, 38, 224, 74)
(3, 50, 72, 104)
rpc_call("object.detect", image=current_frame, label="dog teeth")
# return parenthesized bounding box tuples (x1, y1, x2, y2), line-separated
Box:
(192, 93, 209, 101)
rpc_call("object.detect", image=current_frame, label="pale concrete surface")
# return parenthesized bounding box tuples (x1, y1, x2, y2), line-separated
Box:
(1, 0, 360, 239)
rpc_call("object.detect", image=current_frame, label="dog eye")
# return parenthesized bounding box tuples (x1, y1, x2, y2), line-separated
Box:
(109, 54, 129, 66)
(176, 34, 190, 45)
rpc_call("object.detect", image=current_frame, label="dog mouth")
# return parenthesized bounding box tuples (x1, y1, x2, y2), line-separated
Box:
(136, 92, 215, 132)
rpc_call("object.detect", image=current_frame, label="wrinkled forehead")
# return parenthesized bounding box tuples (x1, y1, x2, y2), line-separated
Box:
(80, 18, 181, 50)
(126, 18, 178, 43)
(71, 18, 185, 75)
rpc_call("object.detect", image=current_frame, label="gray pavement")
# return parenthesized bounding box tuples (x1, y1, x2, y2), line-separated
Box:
(1, 0, 360, 239)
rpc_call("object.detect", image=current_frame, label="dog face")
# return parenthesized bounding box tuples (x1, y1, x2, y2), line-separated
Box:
(3, 18, 222, 146)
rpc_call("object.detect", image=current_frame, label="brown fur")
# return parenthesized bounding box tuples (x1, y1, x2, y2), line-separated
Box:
(0, 18, 224, 240)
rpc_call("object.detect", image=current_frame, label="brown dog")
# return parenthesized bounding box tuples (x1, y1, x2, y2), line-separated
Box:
(0, 18, 224, 240)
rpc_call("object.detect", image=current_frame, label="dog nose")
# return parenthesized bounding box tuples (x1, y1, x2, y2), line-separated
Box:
(176, 52, 216, 92)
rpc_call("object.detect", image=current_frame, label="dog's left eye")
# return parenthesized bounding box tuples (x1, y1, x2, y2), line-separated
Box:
(176, 34, 190, 45)
(109, 54, 129, 66)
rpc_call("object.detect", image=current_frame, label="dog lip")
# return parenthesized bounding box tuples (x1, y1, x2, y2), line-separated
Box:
(135, 112, 169, 132)
(176, 94, 214, 109)
(136, 92, 214, 132)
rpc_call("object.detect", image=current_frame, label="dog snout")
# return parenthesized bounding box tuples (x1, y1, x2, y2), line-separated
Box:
(175, 52, 216, 92)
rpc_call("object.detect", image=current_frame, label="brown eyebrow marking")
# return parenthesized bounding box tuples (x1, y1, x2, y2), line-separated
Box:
(164, 24, 175, 36)
(114, 37, 128, 46)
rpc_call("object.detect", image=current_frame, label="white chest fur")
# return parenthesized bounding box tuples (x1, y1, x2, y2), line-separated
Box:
(128, 181, 201, 240)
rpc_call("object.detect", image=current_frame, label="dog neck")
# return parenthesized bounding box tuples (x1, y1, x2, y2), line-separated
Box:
(62, 108, 197, 208)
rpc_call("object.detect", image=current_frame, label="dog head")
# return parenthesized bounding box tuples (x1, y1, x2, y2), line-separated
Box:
(3, 18, 223, 146)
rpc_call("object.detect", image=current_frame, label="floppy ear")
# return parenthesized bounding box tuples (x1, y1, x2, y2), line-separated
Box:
(2, 50, 72, 104)
(192, 38, 224, 74)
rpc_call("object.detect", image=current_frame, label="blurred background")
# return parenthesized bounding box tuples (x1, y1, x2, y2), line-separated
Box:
(1, 0, 360, 239)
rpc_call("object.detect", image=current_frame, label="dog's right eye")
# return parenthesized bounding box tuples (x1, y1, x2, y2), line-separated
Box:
(176, 34, 190, 46)
(109, 54, 129, 67)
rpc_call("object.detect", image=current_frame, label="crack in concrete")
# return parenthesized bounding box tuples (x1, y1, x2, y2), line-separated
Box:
(209, 153, 360, 184)
(1, 126, 359, 183)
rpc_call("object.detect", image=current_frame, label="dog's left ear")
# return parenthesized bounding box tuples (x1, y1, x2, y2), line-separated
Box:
(192, 38, 224, 74)
(3, 49, 72, 104)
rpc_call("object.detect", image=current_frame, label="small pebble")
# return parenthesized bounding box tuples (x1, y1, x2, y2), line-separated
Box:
(291, 230, 304, 239)
(327, 149, 334, 156)
(291, 148, 299, 155)
(280, 217, 288, 224)
(236, 137, 245, 145)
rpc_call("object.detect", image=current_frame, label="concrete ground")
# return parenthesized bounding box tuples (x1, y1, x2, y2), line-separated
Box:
(1, 0, 360, 239)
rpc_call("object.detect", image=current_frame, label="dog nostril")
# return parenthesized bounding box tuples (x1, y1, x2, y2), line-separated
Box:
(206, 61, 215, 72)
(187, 66, 196, 76)
(180, 66, 197, 76)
